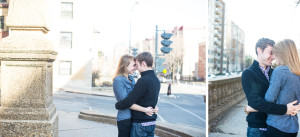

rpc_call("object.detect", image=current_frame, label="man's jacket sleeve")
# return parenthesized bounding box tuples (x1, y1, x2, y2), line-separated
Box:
(115, 79, 147, 110)
(242, 69, 287, 115)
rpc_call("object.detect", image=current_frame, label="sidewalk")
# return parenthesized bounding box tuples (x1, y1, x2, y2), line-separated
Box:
(56, 82, 206, 97)
(209, 99, 248, 137)
(58, 110, 118, 137)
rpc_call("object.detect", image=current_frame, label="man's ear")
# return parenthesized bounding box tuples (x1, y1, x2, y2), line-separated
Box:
(142, 61, 147, 67)
(257, 47, 262, 55)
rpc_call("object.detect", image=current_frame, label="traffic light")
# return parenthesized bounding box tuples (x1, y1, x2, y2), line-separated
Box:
(132, 48, 138, 56)
(160, 32, 173, 54)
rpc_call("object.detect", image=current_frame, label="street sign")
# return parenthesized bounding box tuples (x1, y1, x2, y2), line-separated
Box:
(163, 69, 167, 74)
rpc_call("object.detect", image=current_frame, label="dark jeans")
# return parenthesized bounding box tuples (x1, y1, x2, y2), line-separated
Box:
(130, 122, 155, 137)
(267, 125, 298, 137)
(247, 126, 267, 137)
(117, 119, 132, 137)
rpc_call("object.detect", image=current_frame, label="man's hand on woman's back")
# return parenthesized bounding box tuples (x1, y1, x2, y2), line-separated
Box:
(286, 100, 300, 116)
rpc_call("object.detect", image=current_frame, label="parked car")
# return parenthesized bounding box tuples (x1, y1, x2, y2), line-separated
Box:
(157, 76, 167, 83)
(208, 74, 216, 78)
(225, 73, 230, 76)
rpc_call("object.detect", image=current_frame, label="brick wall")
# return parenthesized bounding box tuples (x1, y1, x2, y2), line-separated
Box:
(198, 42, 206, 80)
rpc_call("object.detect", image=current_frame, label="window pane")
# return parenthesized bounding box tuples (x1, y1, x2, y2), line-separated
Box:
(60, 32, 72, 49)
(0, 16, 4, 29)
(61, 2, 73, 19)
(59, 61, 72, 75)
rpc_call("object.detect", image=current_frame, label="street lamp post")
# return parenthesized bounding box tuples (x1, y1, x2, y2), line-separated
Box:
(129, 1, 139, 54)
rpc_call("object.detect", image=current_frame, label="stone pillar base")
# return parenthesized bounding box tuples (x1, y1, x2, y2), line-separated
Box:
(0, 112, 58, 137)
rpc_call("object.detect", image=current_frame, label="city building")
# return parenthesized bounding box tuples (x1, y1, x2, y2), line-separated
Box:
(208, 0, 245, 75)
(181, 26, 206, 81)
(1, 1, 207, 90)
(198, 42, 206, 81)
(46, 1, 96, 89)
(0, 0, 8, 41)
(0, 0, 8, 89)
(208, 0, 225, 75)
(224, 21, 245, 72)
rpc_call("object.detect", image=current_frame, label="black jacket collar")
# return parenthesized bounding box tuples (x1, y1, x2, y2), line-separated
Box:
(251, 60, 273, 83)
(141, 70, 155, 77)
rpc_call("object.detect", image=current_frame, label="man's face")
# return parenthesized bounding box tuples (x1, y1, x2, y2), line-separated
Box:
(135, 60, 143, 72)
(273, 53, 282, 66)
(258, 45, 274, 67)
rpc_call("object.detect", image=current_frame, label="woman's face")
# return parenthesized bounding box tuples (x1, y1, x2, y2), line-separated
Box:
(273, 53, 282, 65)
(127, 59, 136, 74)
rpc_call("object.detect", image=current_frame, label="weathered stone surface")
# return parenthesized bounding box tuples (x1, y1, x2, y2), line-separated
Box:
(0, 113, 58, 137)
(208, 76, 245, 130)
(0, 0, 58, 136)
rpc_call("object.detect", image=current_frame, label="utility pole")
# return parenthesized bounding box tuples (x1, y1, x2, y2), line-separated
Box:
(155, 25, 158, 72)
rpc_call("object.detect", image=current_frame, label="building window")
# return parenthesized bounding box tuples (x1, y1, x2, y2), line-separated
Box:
(0, 16, 4, 30)
(61, 2, 73, 19)
(60, 32, 72, 49)
(0, 0, 7, 3)
(59, 61, 72, 75)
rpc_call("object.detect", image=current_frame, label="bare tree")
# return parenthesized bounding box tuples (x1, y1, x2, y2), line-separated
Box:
(163, 31, 184, 83)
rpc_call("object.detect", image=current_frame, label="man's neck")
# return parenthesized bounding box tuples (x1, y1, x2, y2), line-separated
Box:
(140, 68, 153, 73)
(256, 58, 267, 69)
(259, 62, 267, 69)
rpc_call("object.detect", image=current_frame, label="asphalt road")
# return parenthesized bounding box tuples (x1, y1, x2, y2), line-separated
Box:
(53, 91, 206, 130)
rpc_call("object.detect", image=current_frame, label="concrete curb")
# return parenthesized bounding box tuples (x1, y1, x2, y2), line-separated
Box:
(61, 88, 115, 97)
(78, 110, 205, 137)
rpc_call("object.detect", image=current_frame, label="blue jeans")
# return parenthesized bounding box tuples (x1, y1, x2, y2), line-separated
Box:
(247, 127, 267, 137)
(130, 122, 155, 137)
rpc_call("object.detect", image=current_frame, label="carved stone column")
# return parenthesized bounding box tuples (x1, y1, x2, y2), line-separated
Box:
(0, 0, 58, 136)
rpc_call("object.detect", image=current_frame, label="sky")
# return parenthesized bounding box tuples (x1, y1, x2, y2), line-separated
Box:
(91, 0, 207, 53)
(223, 0, 300, 58)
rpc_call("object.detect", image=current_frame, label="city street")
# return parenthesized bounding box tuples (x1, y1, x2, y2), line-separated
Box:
(53, 90, 206, 131)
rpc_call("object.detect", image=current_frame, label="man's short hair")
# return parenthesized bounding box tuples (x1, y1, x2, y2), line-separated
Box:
(255, 38, 275, 55)
(135, 52, 153, 67)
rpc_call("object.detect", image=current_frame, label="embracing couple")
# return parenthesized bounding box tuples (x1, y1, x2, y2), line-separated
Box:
(242, 38, 300, 137)
(112, 52, 160, 137)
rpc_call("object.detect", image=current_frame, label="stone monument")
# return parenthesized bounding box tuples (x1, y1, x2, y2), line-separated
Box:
(0, 0, 58, 136)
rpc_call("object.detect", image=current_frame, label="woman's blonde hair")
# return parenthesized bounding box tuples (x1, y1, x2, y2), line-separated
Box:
(273, 39, 300, 76)
(113, 54, 135, 80)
